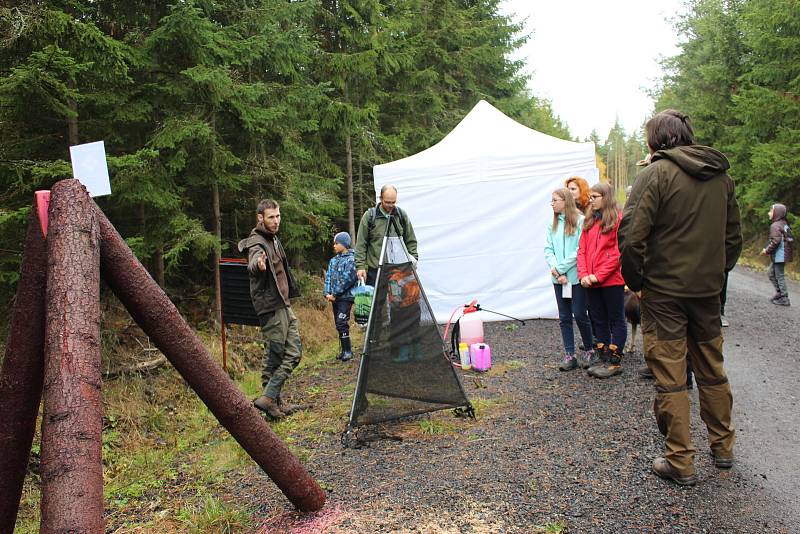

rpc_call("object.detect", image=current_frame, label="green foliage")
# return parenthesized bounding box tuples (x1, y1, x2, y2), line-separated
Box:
(655, 0, 800, 239)
(0, 0, 571, 310)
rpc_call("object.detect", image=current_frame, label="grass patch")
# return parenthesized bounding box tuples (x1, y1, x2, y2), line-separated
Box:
(535, 521, 568, 533)
(174, 494, 254, 533)
(487, 359, 525, 376)
(13, 273, 358, 531)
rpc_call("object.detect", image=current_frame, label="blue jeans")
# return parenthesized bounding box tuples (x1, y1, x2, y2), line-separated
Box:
(586, 285, 627, 351)
(553, 283, 594, 355)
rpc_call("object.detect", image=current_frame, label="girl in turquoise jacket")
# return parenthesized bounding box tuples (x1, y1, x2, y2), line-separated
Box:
(545, 188, 594, 371)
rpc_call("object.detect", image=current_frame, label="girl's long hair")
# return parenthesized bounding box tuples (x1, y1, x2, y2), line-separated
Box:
(565, 176, 591, 210)
(583, 183, 620, 234)
(551, 188, 580, 236)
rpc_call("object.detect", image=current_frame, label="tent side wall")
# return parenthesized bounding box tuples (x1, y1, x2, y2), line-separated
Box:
(375, 148, 598, 323)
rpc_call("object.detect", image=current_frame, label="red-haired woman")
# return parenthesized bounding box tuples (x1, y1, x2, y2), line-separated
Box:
(577, 182, 626, 379)
(565, 176, 591, 212)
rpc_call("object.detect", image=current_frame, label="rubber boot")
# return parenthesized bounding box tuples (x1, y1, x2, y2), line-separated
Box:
(590, 344, 623, 378)
(340, 333, 353, 362)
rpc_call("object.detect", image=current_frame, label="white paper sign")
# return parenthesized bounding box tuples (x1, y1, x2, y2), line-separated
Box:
(69, 141, 111, 197)
(561, 282, 572, 299)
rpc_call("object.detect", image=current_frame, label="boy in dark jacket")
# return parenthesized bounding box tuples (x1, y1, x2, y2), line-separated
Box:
(324, 232, 358, 361)
(761, 203, 793, 306)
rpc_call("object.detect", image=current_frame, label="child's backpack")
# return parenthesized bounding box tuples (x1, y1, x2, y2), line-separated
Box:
(783, 224, 794, 262)
(353, 281, 374, 325)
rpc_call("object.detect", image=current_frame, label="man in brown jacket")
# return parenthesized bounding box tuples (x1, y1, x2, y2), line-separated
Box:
(238, 199, 302, 419)
(619, 109, 743, 486)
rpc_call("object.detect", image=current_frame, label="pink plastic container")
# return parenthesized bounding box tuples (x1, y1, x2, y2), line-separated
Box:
(470, 343, 492, 372)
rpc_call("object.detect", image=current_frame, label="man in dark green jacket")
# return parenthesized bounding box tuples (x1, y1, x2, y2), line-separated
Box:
(619, 109, 742, 486)
(355, 185, 418, 286)
(238, 199, 302, 420)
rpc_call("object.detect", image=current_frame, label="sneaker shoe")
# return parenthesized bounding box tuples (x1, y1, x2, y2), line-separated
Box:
(773, 296, 791, 306)
(710, 451, 733, 469)
(638, 365, 654, 379)
(720, 315, 729, 327)
(559, 354, 578, 371)
(579, 350, 594, 369)
(652, 457, 697, 486)
(253, 395, 284, 419)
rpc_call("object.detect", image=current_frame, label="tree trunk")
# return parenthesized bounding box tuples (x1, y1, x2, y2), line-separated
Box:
(0, 196, 48, 533)
(94, 203, 326, 512)
(212, 182, 223, 326)
(153, 245, 165, 287)
(67, 98, 78, 146)
(40, 180, 103, 533)
(346, 133, 355, 237)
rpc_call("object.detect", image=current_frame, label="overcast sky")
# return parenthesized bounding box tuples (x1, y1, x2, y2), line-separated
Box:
(499, 0, 687, 140)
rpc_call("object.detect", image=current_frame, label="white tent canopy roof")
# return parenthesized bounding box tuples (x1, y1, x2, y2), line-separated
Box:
(373, 100, 598, 323)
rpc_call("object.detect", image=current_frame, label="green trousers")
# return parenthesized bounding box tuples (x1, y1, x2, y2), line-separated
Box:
(259, 307, 302, 400)
(641, 289, 735, 476)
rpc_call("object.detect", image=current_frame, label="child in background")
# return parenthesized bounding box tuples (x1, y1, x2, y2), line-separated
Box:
(578, 183, 626, 378)
(545, 188, 594, 371)
(324, 232, 358, 361)
(761, 203, 793, 306)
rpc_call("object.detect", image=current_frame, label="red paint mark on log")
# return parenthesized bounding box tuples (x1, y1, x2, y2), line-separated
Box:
(0, 199, 48, 532)
(35, 190, 50, 238)
(40, 180, 103, 534)
(94, 202, 326, 512)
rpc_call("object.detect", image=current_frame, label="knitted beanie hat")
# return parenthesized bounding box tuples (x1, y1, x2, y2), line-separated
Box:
(334, 231, 352, 248)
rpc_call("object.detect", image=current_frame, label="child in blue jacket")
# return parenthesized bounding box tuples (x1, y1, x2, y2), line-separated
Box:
(324, 232, 358, 361)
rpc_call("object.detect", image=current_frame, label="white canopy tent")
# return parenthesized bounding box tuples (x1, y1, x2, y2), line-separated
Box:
(372, 100, 599, 323)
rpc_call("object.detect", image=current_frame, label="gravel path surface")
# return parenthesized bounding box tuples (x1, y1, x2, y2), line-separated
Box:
(242, 267, 799, 533)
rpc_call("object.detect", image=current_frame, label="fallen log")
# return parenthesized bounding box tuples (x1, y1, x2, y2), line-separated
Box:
(94, 199, 326, 512)
(0, 196, 48, 533)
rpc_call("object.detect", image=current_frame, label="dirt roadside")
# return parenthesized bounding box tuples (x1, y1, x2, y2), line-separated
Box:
(241, 266, 799, 533)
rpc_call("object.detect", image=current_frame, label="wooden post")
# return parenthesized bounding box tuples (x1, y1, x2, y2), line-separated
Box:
(40, 180, 104, 533)
(94, 202, 326, 512)
(0, 195, 49, 532)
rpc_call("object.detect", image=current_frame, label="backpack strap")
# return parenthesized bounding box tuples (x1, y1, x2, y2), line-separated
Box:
(367, 204, 404, 240)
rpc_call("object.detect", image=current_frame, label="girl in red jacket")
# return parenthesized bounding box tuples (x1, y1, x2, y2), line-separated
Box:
(577, 182, 626, 378)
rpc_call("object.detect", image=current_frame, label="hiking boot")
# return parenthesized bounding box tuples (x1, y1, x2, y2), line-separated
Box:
(558, 353, 578, 371)
(720, 315, 729, 327)
(586, 343, 606, 375)
(589, 344, 623, 379)
(652, 457, 697, 486)
(277, 395, 304, 416)
(710, 451, 733, 469)
(638, 365, 654, 379)
(578, 350, 594, 369)
(253, 395, 285, 419)
(773, 296, 791, 306)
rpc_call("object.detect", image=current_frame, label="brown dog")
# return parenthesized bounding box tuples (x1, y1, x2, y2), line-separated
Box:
(624, 288, 641, 354)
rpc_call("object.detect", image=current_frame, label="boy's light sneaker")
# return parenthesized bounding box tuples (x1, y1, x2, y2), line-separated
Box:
(720, 315, 729, 327)
(558, 354, 578, 371)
